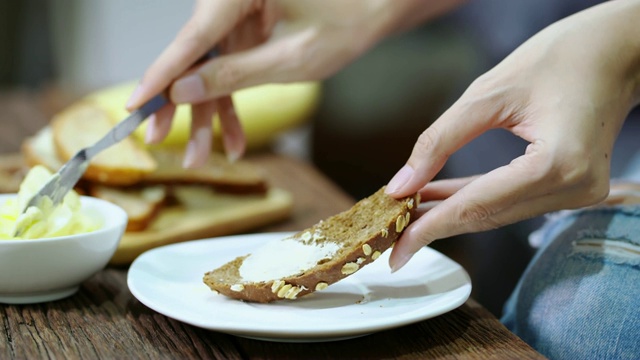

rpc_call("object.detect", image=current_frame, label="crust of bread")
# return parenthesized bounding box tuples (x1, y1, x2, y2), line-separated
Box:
(0, 153, 29, 194)
(203, 187, 420, 303)
(21, 127, 64, 172)
(18, 101, 274, 234)
(89, 184, 167, 232)
(143, 148, 268, 194)
(23, 123, 267, 194)
(50, 101, 157, 185)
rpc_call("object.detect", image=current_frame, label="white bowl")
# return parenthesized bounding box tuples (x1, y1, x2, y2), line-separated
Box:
(0, 194, 127, 304)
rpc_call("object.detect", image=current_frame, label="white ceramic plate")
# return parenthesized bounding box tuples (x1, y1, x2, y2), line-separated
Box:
(128, 232, 472, 342)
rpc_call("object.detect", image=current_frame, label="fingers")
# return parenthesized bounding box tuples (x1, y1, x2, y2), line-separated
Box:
(168, 17, 271, 105)
(127, 0, 250, 110)
(216, 96, 246, 162)
(183, 100, 216, 168)
(385, 86, 508, 199)
(126, 0, 277, 167)
(170, 39, 312, 104)
(418, 176, 479, 201)
(392, 180, 608, 272)
(222, 10, 270, 53)
(389, 168, 534, 271)
(145, 104, 176, 144)
(389, 141, 610, 271)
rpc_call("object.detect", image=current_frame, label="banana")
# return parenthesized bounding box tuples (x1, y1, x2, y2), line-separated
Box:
(85, 80, 322, 150)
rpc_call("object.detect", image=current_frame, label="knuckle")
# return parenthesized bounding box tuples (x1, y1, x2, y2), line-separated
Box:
(545, 145, 610, 206)
(556, 155, 590, 187)
(415, 127, 439, 150)
(452, 191, 501, 230)
(588, 179, 610, 204)
(457, 201, 495, 226)
(572, 170, 610, 206)
(467, 73, 496, 94)
(464, 73, 505, 103)
(510, 142, 554, 183)
(410, 126, 449, 169)
(415, 127, 443, 157)
(514, 141, 610, 208)
(407, 223, 438, 246)
(209, 61, 246, 93)
(176, 21, 210, 53)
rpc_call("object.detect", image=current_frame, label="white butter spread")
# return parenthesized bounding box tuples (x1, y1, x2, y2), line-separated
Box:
(239, 235, 339, 282)
(0, 165, 100, 239)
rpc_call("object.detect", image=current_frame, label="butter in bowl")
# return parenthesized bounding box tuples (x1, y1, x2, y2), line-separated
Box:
(0, 165, 127, 304)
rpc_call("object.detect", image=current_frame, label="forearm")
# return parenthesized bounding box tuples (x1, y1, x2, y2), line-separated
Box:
(619, 1, 640, 106)
(571, 0, 640, 107)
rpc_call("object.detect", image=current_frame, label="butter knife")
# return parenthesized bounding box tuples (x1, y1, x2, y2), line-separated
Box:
(15, 93, 168, 233)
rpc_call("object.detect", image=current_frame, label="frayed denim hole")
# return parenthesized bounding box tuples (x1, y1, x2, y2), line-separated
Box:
(574, 207, 640, 246)
(570, 238, 640, 268)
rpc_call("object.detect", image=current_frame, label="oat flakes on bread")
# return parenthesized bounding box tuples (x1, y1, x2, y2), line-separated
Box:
(203, 186, 419, 303)
(50, 101, 157, 185)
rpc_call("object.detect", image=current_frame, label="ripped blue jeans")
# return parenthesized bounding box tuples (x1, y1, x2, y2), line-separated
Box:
(501, 205, 640, 359)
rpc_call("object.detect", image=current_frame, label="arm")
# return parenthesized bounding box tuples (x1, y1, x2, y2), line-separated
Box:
(386, 0, 640, 270)
(126, 0, 467, 167)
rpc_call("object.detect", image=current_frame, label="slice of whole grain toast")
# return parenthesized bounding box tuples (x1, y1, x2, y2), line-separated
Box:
(203, 186, 419, 303)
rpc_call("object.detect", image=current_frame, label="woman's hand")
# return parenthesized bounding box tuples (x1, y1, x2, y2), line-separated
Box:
(127, 0, 277, 167)
(385, 0, 640, 271)
(127, 0, 464, 167)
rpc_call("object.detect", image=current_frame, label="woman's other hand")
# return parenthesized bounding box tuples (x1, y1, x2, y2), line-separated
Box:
(385, 0, 640, 271)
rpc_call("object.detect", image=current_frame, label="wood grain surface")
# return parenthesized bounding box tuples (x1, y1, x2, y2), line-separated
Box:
(0, 91, 546, 359)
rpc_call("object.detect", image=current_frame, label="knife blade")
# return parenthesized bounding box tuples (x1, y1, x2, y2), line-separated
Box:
(14, 93, 168, 236)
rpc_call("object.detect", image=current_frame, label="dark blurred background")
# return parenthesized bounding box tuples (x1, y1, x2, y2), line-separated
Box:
(2, 0, 639, 317)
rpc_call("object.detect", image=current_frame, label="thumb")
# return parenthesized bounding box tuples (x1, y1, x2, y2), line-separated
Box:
(385, 87, 508, 198)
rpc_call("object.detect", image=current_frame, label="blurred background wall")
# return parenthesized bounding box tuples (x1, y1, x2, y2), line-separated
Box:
(0, 0, 55, 88)
(48, 0, 191, 93)
(2, 0, 639, 317)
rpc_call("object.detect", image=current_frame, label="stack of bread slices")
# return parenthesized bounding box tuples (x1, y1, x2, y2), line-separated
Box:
(21, 100, 272, 233)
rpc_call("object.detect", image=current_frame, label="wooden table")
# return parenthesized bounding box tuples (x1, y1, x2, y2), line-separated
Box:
(0, 90, 545, 359)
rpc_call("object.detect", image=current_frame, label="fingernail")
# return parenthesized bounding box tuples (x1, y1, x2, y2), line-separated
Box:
(386, 165, 414, 194)
(172, 74, 206, 103)
(223, 134, 244, 163)
(126, 83, 144, 110)
(182, 128, 210, 168)
(390, 253, 413, 273)
(226, 148, 241, 163)
(145, 114, 158, 144)
(183, 140, 198, 168)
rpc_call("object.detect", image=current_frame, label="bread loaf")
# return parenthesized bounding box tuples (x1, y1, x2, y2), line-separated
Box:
(51, 101, 157, 185)
(0, 154, 28, 194)
(21, 127, 63, 172)
(89, 185, 167, 232)
(24, 121, 267, 195)
(18, 100, 279, 234)
(144, 147, 268, 194)
(203, 187, 419, 303)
